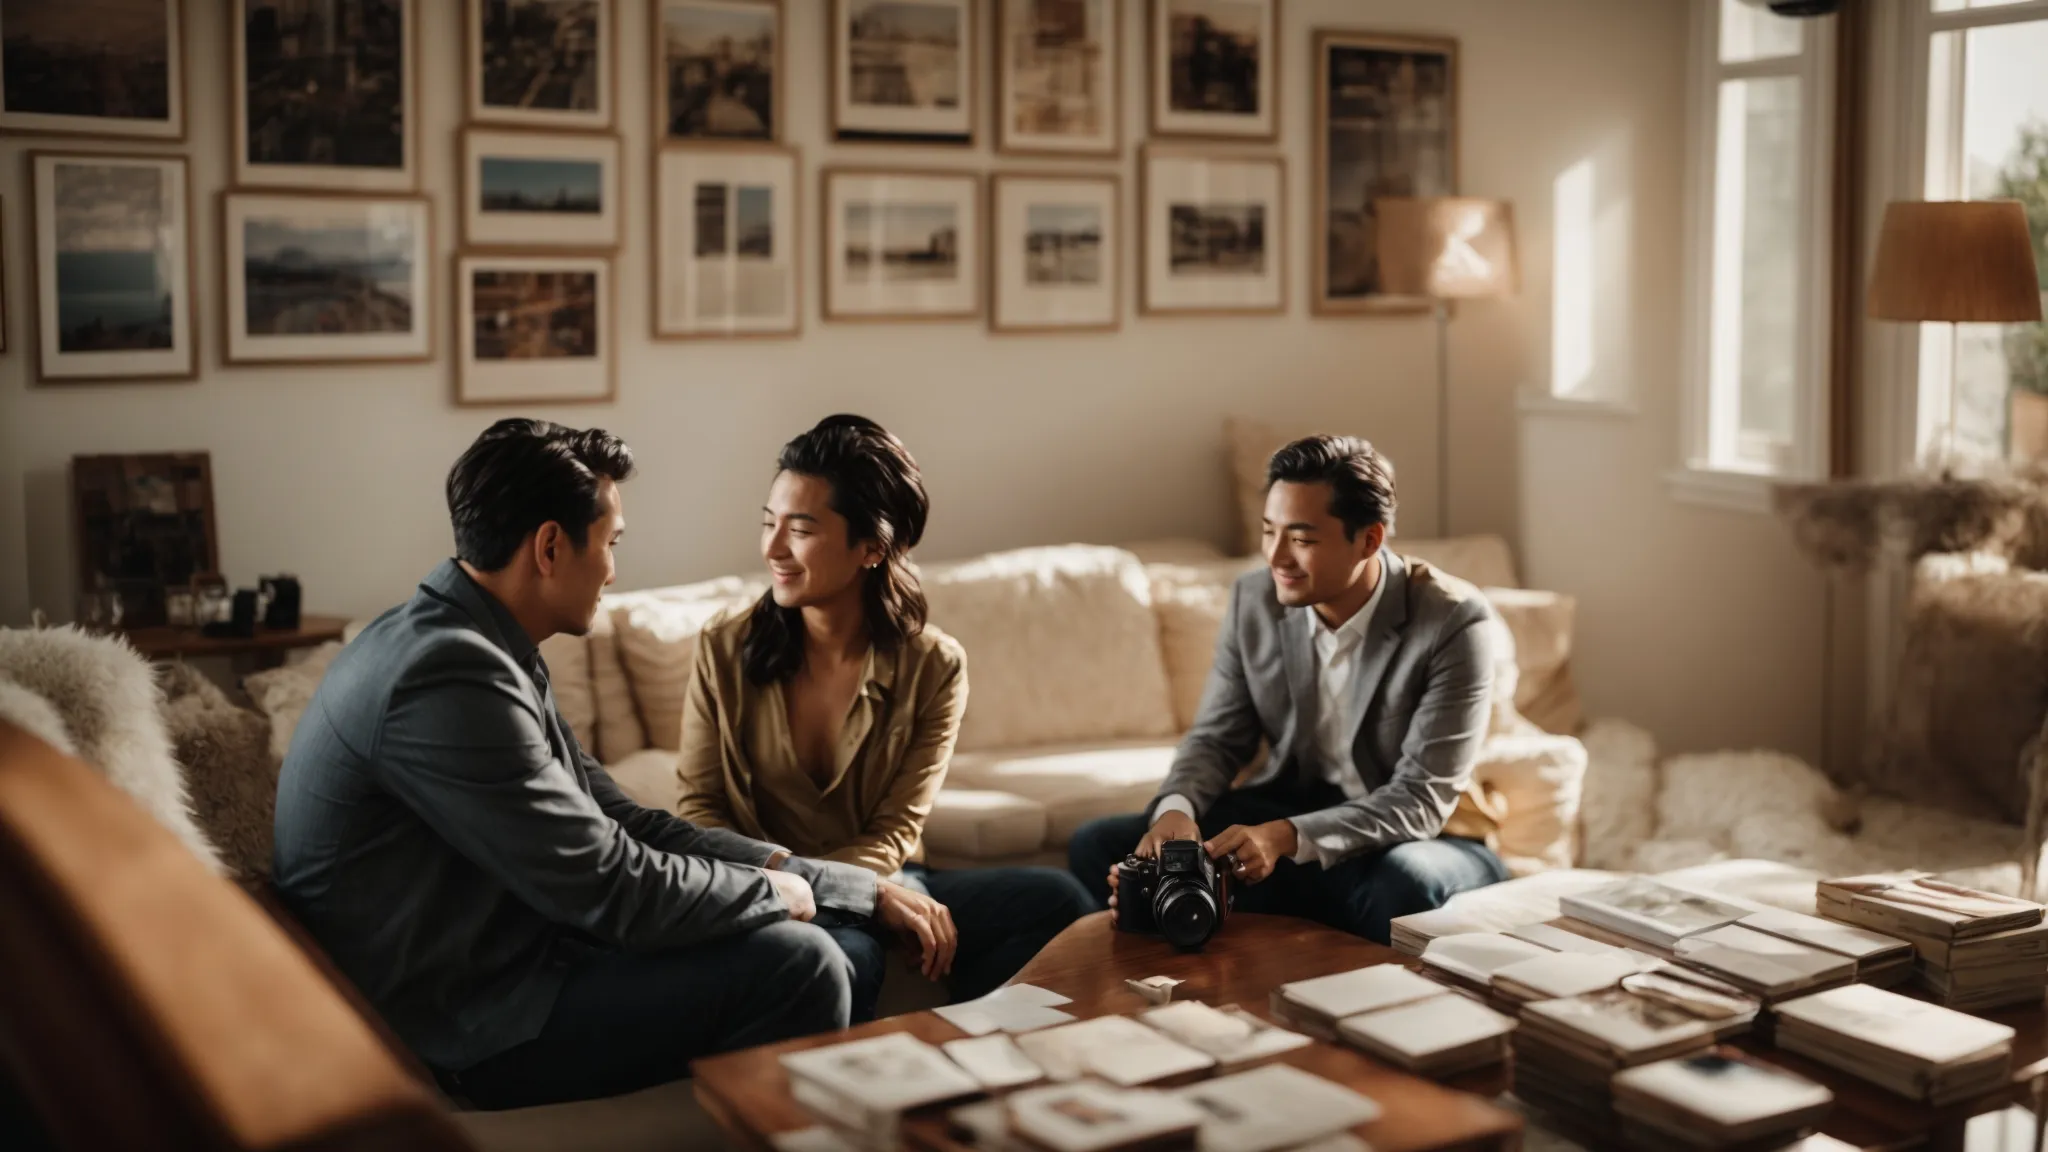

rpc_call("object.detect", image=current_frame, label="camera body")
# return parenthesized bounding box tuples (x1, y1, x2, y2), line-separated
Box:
(1114, 839, 1232, 951)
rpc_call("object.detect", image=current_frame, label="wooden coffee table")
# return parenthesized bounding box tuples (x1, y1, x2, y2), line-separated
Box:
(691, 912, 1523, 1152)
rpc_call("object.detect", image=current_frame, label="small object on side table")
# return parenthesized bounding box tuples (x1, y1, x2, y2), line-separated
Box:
(1126, 975, 1184, 1005)
(202, 589, 259, 639)
(260, 574, 302, 630)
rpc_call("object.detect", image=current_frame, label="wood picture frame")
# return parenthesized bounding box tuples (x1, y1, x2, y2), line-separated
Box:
(1148, 0, 1279, 142)
(995, 0, 1118, 158)
(220, 190, 434, 366)
(822, 166, 981, 322)
(652, 0, 781, 143)
(1, 195, 7, 355)
(989, 171, 1120, 334)
(0, 0, 187, 141)
(1312, 29, 1457, 316)
(29, 150, 198, 384)
(653, 143, 801, 340)
(465, 0, 615, 130)
(461, 128, 623, 250)
(232, 0, 418, 192)
(454, 251, 616, 406)
(830, 0, 975, 146)
(70, 451, 219, 628)
(1139, 145, 1285, 317)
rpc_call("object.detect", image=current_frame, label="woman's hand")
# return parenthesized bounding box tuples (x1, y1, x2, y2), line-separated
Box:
(876, 880, 958, 979)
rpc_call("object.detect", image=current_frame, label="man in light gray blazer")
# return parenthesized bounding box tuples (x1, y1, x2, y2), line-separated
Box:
(1069, 435, 1509, 944)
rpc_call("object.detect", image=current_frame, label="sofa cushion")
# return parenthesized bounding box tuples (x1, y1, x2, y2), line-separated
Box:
(162, 664, 277, 882)
(605, 747, 684, 814)
(922, 788, 1051, 861)
(924, 546, 1178, 753)
(1147, 559, 1255, 731)
(538, 632, 597, 756)
(244, 641, 344, 763)
(944, 740, 1180, 848)
(1120, 537, 1230, 565)
(1470, 730, 1586, 878)
(1482, 588, 1580, 735)
(1397, 537, 1522, 592)
(586, 606, 645, 761)
(607, 578, 765, 753)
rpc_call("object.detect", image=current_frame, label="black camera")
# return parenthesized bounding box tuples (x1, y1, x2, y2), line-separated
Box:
(1114, 839, 1232, 951)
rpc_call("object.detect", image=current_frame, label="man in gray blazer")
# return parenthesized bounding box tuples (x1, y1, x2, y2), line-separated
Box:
(274, 419, 952, 1109)
(1069, 435, 1509, 944)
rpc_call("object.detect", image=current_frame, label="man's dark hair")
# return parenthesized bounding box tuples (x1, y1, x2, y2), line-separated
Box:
(1265, 435, 1398, 540)
(744, 415, 930, 685)
(446, 419, 635, 571)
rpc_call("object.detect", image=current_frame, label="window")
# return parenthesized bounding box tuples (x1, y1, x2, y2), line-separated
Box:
(1673, 0, 1835, 508)
(1911, 1, 2048, 468)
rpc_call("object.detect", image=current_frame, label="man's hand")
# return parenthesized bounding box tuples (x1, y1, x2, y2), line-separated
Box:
(1204, 820, 1299, 885)
(877, 880, 958, 980)
(1137, 809, 1200, 859)
(764, 867, 817, 922)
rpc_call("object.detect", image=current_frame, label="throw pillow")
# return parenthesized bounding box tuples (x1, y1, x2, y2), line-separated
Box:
(244, 641, 344, 763)
(586, 605, 646, 761)
(161, 663, 277, 881)
(1483, 587, 1581, 736)
(1470, 729, 1588, 876)
(612, 593, 760, 752)
(538, 631, 597, 755)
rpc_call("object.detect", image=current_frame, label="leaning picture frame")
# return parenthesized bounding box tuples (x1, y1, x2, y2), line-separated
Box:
(653, 0, 782, 143)
(653, 144, 801, 340)
(461, 128, 623, 250)
(1140, 146, 1285, 316)
(831, 0, 975, 145)
(455, 251, 616, 406)
(221, 191, 434, 366)
(0, 0, 187, 141)
(466, 0, 615, 130)
(233, 0, 418, 192)
(995, 0, 1118, 157)
(1148, 0, 1279, 141)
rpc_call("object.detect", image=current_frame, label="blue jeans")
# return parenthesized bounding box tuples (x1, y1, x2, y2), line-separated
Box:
(824, 864, 1095, 1023)
(1066, 785, 1509, 946)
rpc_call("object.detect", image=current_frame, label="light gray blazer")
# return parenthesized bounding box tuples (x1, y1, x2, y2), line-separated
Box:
(1152, 551, 1499, 865)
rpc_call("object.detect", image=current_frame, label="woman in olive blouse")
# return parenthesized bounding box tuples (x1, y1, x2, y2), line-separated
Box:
(677, 415, 1094, 1022)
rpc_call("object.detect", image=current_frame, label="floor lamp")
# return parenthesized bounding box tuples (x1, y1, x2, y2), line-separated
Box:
(1866, 199, 2041, 474)
(1374, 197, 1520, 538)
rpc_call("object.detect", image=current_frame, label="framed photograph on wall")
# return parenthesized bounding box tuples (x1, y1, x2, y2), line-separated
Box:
(0, 0, 186, 140)
(1314, 30, 1456, 314)
(234, 0, 416, 192)
(1, 196, 8, 354)
(30, 152, 196, 383)
(1149, 0, 1278, 141)
(824, 168, 979, 321)
(655, 0, 780, 142)
(990, 173, 1118, 334)
(1140, 147, 1283, 316)
(462, 129, 621, 249)
(831, 0, 973, 145)
(654, 145, 799, 339)
(466, 0, 613, 129)
(456, 253, 614, 405)
(996, 0, 1116, 157)
(221, 192, 433, 366)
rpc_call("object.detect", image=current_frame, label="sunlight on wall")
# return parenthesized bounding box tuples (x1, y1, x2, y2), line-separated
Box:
(1551, 158, 1596, 398)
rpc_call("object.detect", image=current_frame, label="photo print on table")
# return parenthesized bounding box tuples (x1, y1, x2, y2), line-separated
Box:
(996, 0, 1116, 156)
(222, 191, 433, 365)
(467, 0, 613, 129)
(0, 0, 185, 140)
(656, 0, 780, 141)
(832, 0, 973, 144)
(462, 128, 621, 249)
(1148, 0, 1277, 140)
(457, 252, 614, 405)
(234, 0, 416, 191)
(30, 151, 196, 383)
(654, 145, 799, 338)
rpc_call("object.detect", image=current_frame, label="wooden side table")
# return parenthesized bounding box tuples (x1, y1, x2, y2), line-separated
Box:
(117, 615, 348, 670)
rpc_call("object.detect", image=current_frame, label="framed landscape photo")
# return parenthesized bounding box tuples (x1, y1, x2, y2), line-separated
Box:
(655, 0, 780, 142)
(1141, 147, 1284, 316)
(832, 0, 973, 145)
(234, 0, 416, 192)
(1149, 0, 1278, 141)
(1314, 30, 1456, 314)
(30, 152, 196, 383)
(456, 253, 614, 405)
(462, 129, 621, 249)
(824, 168, 979, 321)
(0, 0, 185, 140)
(996, 0, 1116, 157)
(654, 146, 799, 339)
(467, 0, 613, 130)
(221, 192, 432, 366)
(990, 173, 1118, 334)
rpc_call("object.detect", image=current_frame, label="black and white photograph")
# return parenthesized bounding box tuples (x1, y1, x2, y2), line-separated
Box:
(222, 192, 432, 365)
(655, 146, 798, 338)
(1142, 148, 1283, 315)
(0, 0, 184, 139)
(997, 0, 1115, 156)
(833, 0, 973, 144)
(467, 0, 612, 129)
(31, 152, 194, 383)
(657, 0, 778, 141)
(992, 173, 1118, 333)
(1315, 30, 1456, 313)
(1149, 0, 1277, 140)
(235, 0, 415, 191)
(462, 128, 621, 249)
(457, 253, 614, 404)
(824, 169, 978, 320)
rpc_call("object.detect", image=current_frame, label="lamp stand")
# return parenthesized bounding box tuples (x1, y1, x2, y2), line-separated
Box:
(1434, 298, 1451, 539)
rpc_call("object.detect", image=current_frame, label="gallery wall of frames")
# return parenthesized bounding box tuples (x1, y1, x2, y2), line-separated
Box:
(0, 0, 1458, 406)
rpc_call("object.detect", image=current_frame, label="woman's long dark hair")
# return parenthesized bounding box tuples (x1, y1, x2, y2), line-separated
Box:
(742, 415, 930, 685)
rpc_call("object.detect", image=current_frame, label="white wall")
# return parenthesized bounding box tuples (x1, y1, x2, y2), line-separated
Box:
(0, 0, 1825, 761)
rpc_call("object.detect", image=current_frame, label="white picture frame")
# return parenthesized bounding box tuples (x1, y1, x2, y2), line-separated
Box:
(222, 191, 434, 366)
(30, 151, 196, 383)
(1148, 0, 1279, 141)
(1141, 147, 1285, 316)
(831, 0, 974, 144)
(456, 253, 615, 406)
(462, 129, 622, 250)
(233, 0, 417, 192)
(996, 0, 1117, 157)
(655, 145, 800, 339)
(0, 0, 187, 141)
(466, 0, 615, 130)
(824, 168, 980, 321)
(991, 172, 1119, 334)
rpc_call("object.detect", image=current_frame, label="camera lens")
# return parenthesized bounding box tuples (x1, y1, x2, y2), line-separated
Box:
(1155, 881, 1220, 951)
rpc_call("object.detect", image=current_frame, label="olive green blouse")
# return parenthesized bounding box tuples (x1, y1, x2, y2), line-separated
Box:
(675, 610, 968, 877)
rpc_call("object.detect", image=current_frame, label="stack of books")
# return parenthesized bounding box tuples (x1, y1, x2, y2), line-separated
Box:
(1489, 951, 1642, 1010)
(1773, 983, 2017, 1106)
(1269, 965, 1449, 1041)
(1510, 986, 1719, 1137)
(1336, 991, 1517, 1077)
(1389, 907, 1487, 957)
(1417, 933, 1554, 1009)
(1817, 874, 2048, 1010)
(998, 1081, 1206, 1152)
(1610, 1049, 1833, 1149)
(1014, 1016, 1216, 1088)
(1669, 923, 1857, 1003)
(1505, 921, 1659, 968)
(1617, 967, 1763, 1040)
(780, 1033, 983, 1148)
(949, 1064, 1381, 1152)
(1137, 1001, 1311, 1071)
(1559, 877, 1752, 951)
(1735, 907, 1914, 987)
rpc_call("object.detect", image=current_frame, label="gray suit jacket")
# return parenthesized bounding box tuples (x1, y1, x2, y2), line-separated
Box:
(1153, 551, 1499, 865)
(273, 560, 876, 1070)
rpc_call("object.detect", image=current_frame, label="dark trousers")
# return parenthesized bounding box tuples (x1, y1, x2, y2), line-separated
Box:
(449, 920, 851, 1110)
(823, 864, 1096, 1023)
(1066, 785, 1510, 947)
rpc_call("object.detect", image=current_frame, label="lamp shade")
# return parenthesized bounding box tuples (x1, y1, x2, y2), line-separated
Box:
(1866, 200, 2043, 323)
(1374, 197, 1519, 300)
